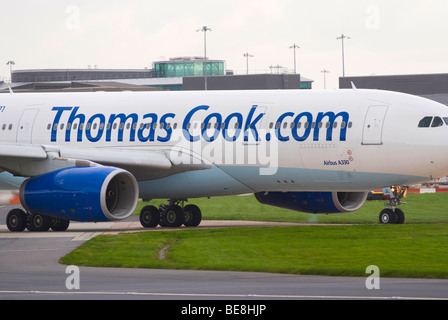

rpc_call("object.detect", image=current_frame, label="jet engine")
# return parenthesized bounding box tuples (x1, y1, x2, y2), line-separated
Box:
(20, 166, 139, 222)
(254, 191, 368, 214)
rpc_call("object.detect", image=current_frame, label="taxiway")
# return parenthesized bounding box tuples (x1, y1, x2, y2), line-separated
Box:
(0, 207, 447, 300)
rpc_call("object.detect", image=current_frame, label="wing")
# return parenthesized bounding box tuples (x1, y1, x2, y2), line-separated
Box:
(0, 143, 210, 181)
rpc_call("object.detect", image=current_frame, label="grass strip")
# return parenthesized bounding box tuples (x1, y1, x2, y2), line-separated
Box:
(134, 192, 448, 224)
(60, 224, 448, 279)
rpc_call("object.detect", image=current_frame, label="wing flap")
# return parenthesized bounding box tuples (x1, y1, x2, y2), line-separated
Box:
(0, 143, 47, 159)
(0, 144, 211, 181)
(58, 147, 173, 170)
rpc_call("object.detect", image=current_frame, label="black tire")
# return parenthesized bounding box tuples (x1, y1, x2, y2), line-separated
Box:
(183, 204, 202, 227)
(50, 217, 70, 231)
(140, 205, 160, 228)
(6, 209, 27, 232)
(27, 213, 51, 232)
(395, 208, 405, 224)
(160, 205, 184, 228)
(379, 209, 398, 224)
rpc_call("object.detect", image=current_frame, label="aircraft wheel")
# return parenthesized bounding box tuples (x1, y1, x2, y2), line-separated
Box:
(183, 204, 202, 227)
(6, 209, 27, 232)
(161, 205, 184, 228)
(395, 208, 405, 224)
(27, 213, 51, 232)
(379, 209, 398, 224)
(50, 217, 70, 231)
(140, 205, 160, 228)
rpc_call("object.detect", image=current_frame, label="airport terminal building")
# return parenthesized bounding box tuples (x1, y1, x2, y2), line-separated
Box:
(340, 73, 448, 105)
(2, 57, 313, 93)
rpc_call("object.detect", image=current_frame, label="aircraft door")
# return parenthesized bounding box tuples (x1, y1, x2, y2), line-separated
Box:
(17, 108, 39, 144)
(362, 105, 389, 145)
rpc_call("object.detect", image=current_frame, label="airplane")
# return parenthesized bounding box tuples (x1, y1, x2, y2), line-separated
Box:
(1, 88, 448, 232)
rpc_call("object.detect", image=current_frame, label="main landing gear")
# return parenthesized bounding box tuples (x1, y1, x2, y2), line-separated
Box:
(379, 186, 408, 225)
(6, 209, 70, 232)
(139, 200, 202, 229)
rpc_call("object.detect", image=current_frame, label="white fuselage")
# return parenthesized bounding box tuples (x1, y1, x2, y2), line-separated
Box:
(0, 89, 447, 200)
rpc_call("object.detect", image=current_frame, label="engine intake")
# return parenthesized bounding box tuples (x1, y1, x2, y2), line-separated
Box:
(20, 167, 139, 222)
(255, 191, 368, 214)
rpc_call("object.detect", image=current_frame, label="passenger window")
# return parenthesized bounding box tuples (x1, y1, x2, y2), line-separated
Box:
(443, 117, 448, 126)
(432, 117, 444, 128)
(418, 117, 433, 128)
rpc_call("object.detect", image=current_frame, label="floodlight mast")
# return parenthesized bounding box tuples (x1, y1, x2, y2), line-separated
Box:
(321, 69, 330, 89)
(197, 26, 212, 90)
(289, 44, 300, 74)
(337, 34, 350, 77)
(6, 60, 15, 83)
(243, 53, 254, 75)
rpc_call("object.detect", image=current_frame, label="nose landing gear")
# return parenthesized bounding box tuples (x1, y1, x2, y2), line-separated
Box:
(379, 186, 408, 224)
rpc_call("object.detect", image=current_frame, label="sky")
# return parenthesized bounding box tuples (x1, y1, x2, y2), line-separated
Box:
(1, 0, 447, 89)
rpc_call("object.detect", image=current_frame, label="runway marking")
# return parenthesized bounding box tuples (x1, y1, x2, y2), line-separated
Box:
(0, 290, 447, 300)
(71, 232, 104, 241)
(0, 248, 59, 254)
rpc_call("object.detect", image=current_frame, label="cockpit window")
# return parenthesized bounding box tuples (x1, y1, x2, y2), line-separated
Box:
(418, 117, 433, 128)
(432, 117, 444, 127)
(418, 116, 446, 128)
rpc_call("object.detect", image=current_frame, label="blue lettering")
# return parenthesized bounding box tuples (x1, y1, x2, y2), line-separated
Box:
(292, 112, 313, 142)
(106, 113, 138, 142)
(51, 106, 73, 142)
(275, 112, 294, 142)
(202, 113, 222, 142)
(66, 107, 85, 142)
(223, 113, 243, 142)
(85, 113, 106, 142)
(49, 105, 350, 144)
(158, 113, 175, 142)
(244, 106, 264, 142)
(314, 111, 350, 142)
(138, 113, 158, 142)
(183, 105, 209, 142)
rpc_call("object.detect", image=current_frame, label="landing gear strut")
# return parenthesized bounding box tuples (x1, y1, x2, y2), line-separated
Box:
(139, 200, 202, 229)
(379, 186, 408, 225)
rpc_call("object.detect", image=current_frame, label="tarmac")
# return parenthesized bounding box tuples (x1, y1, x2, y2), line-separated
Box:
(0, 207, 447, 301)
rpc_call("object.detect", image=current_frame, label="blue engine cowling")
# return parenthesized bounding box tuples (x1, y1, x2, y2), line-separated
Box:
(254, 191, 368, 214)
(20, 166, 139, 222)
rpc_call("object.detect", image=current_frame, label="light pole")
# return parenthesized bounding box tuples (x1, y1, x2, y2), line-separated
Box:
(321, 69, 330, 89)
(271, 65, 283, 74)
(197, 26, 212, 90)
(6, 60, 15, 83)
(243, 52, 254, 75)
(289, 44, 300, 74)
(337, 34, 350, 77)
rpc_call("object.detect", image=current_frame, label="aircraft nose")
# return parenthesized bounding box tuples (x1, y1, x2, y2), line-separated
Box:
(429, 122, 448, 178)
